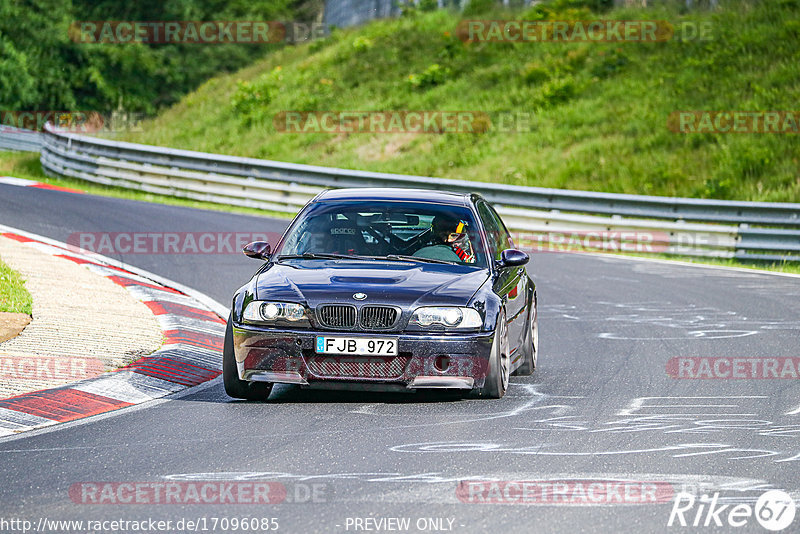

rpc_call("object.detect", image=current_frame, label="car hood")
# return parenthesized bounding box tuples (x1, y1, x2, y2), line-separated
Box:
(255, 261, 489, 308)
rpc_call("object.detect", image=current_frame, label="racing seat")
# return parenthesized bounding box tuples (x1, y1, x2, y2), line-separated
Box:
(325, 217, 365, 255)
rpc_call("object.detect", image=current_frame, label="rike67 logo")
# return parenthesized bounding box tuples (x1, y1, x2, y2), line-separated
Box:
(668, 490, 796, 531)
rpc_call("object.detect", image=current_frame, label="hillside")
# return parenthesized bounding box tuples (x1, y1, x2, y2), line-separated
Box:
(123, 0, 800, 202)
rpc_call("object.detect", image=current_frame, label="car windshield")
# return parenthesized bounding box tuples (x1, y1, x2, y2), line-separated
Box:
(276, 200, 487, 268)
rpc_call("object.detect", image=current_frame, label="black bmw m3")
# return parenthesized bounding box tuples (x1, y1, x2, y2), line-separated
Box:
(224, 188, 537, 400)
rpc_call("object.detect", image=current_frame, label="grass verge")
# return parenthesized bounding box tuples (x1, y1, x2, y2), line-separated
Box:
(0, 257, 33, 315)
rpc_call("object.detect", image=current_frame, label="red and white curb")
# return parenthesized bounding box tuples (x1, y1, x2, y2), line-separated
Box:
(0, 224, 228, 437)
(0, 176, 83, 194)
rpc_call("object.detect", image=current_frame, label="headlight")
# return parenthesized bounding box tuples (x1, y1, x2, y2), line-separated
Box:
(243, 301, 308, 325)
(409, 307, 483, 330)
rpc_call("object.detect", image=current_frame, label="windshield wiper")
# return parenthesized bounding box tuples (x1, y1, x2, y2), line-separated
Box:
(277, 253, 458, 265)
(384, 254, 458, 265)
(277, 253, 377, 262)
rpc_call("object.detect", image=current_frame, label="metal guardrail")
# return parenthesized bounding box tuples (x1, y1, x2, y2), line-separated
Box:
(0, 127, 43, 152)
(29, 124, 800, 262)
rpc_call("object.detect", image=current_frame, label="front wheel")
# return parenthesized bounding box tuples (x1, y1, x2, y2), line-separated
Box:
(223, 317, 273, 400)
(478, 311, 510, 399)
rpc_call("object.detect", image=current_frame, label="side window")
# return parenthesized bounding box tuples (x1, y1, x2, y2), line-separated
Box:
(487, 203, 514, 251)
(477, 201, 502, 260)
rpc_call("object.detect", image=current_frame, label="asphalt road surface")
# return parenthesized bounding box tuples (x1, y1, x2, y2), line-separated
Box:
(1, 184, 798, 534)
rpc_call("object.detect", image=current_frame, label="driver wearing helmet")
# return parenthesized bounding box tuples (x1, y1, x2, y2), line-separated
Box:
(413, 215, 476, 263)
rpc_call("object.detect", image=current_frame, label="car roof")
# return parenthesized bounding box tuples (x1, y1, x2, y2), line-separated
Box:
(314, 188, 474, 206)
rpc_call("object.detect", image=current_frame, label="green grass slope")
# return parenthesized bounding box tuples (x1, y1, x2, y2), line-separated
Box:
(124, 0, 800, 202)
(0, 258, 32, 315)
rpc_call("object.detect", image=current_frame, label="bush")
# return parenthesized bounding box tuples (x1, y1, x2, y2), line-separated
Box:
(406, 63, 451, 90)
(522, 62, 550, 85)
(463, 0, 497, 16)
(418, 0, 439, 12)
(538, 77, 578, 107)
(590, 49, 630, 79)
(352, 36, 374, 53)
(0, 0, 307, 116)
(230, 67, 283, 125)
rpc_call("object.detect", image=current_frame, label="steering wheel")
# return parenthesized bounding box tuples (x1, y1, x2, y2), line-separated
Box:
(393, 228, 434, 254)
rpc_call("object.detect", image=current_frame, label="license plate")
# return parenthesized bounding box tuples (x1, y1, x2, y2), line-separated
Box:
(315, 336, 398, 356)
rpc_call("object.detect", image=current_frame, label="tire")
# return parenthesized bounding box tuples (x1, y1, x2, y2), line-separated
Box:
(478, 311, 510, 399)
(513, 292, 537, 376)
(223, 316, 273, 401)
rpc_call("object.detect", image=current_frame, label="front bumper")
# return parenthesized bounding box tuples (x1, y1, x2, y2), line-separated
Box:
(232, 323, 494, 391)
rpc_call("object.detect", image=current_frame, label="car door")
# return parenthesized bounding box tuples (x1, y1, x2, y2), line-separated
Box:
(477, 200, 527, 359)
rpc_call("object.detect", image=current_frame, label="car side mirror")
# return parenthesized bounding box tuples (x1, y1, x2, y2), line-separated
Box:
(242, 241, 271, 260)
(498, 248, 529, 268)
